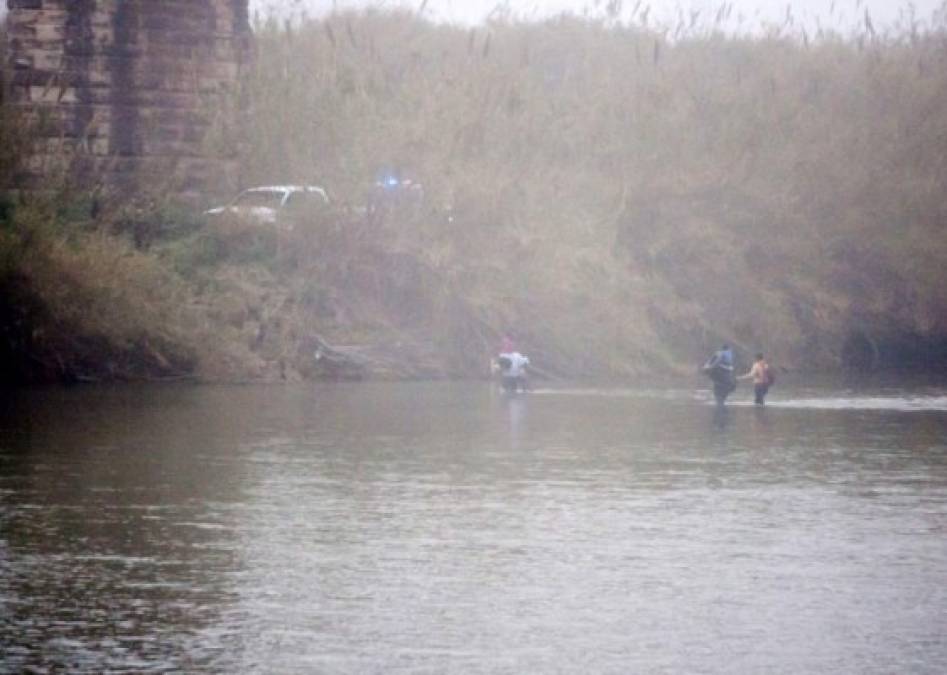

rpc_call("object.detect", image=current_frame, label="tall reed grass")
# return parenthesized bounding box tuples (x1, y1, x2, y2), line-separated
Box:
(4, 5, 947, 381)
(235, 6, 947, 372)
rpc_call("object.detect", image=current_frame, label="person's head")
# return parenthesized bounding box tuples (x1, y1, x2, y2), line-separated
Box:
(721, 343, 730, 351)
(501, 336, 515, 353)
(755, 352, 764, 361)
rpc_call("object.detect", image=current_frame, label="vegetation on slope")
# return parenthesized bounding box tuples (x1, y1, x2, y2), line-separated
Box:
(0, 194, 195, 383)
(237, 8, 947, 375)
(2, 7, 947, 383)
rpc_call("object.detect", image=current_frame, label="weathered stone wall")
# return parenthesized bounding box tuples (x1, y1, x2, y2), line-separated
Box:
(5, 0, 249, 198)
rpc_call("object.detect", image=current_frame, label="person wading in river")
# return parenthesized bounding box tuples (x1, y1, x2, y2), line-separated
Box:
(702, 344, 736, 406)
(739, 352, 775, 406)
(494, 337, 530, 393)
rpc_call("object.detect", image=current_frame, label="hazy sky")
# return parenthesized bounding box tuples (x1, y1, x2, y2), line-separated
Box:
(0, 2, 942, 31)
(251, 0, 945, 31)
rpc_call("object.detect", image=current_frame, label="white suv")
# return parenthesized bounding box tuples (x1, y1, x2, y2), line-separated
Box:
(205, 185, 329, 226)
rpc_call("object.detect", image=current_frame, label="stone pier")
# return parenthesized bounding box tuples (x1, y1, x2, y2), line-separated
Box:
(4, 0, 250, 199)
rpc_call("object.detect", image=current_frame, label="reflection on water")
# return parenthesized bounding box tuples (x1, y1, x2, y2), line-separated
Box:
(534, 386, 947, 412)
(1, 380, 946, 673)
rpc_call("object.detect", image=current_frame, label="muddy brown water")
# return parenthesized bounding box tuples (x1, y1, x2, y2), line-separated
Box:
(2, 379, 946, 673)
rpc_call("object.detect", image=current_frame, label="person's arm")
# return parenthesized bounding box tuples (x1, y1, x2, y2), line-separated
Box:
(738, 363, 759, 380)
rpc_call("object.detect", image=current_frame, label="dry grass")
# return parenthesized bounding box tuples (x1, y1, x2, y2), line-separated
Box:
(3, 6, 947, 382)
(233, 7, 947, 373)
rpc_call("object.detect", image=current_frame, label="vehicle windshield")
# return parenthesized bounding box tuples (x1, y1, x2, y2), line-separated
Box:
(285, 191, 328, 208)
(231, 190, 285, 209)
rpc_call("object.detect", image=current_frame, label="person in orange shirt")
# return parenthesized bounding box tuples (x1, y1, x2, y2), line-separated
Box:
(739, 353, 774, 406)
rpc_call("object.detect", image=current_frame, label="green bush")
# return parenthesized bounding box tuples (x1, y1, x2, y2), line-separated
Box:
(0, 198, 200, 383)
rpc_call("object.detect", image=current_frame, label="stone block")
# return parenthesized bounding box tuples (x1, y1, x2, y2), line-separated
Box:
(6, 0, 251, 198)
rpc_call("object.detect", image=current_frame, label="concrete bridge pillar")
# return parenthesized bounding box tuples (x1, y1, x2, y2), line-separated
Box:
(4, 0, 250, 200)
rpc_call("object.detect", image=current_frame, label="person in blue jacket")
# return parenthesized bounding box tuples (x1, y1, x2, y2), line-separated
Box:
(702, 344, 736, 405)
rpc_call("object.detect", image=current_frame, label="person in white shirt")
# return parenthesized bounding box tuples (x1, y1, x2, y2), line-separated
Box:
(495, 337, 530, 393)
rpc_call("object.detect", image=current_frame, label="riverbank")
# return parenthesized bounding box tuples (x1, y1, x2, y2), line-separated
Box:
(2, 185, 944, 386)
(2, 10, 947, 385)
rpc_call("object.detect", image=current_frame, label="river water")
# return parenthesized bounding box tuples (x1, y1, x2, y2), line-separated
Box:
(1, 379, 946, 673)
